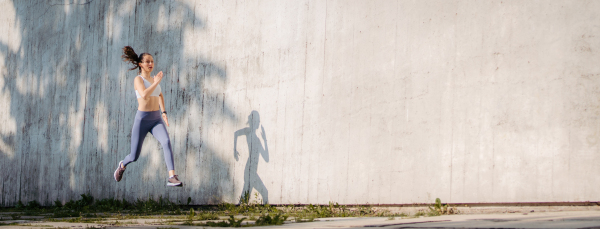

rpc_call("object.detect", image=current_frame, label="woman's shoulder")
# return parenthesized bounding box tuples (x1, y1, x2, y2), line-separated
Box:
(133, 75, 143, 83)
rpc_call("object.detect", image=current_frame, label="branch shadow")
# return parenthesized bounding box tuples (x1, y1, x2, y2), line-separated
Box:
(0, 0, 237, 206)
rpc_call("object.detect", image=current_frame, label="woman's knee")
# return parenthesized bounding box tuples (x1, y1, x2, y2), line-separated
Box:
(161, 138, 172, 148)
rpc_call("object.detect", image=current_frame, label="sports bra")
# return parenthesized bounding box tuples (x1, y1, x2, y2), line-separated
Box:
(135, 76, 161, 98)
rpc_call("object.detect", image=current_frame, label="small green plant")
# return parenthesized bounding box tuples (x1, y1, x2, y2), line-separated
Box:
(227, 215, 246, 227)
(357, 204, 376, 216)
(427, 198, 458, 216)
(3, 192, 454, 226)
(10, 214, 21, 220)
(197, 212, 219, 220)
(51, 211, 80, 218)
(240, 191, 250, 205)
(54, 199, 63, 208)
(63, 194, 94, 211)
(181, 208, 197, 225)
(293, 212, 315, 223)
(18, 224, 54, 227)
(15, 200, 24, 210)
(26, 200, 41, 210)
(305, 204, 332, 218)
(205, 215, 246, 227)
(255, 213, 288, 226)
(414, 210, 426, 217)
(187, 208, 196, 220)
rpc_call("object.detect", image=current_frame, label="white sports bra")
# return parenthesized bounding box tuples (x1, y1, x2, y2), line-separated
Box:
(135, 76, 161, 98)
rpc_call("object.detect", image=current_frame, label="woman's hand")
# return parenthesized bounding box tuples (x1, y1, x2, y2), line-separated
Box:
(154, 71, 164, 84)
(162, 113, 170, 127)
(261, 125, 267, 141)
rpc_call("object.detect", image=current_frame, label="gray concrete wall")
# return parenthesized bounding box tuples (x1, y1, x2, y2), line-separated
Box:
(1, 0, 599, 206)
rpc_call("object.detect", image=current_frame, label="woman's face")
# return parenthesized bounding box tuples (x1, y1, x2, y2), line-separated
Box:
(139, 55, 154, 73)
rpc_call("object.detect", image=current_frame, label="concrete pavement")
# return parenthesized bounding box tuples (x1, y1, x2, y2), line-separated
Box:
(4, 210, 600, 228)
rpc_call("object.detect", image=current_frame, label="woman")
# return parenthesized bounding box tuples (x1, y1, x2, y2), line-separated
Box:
(113, 46, 182, 187)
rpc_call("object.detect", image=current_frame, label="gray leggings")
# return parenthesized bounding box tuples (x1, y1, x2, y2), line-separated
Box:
(122, 110, 174, 171)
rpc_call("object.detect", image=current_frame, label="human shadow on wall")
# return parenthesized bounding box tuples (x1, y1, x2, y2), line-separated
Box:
(0, 1, 237, 206)
(233, 111, 269, 205)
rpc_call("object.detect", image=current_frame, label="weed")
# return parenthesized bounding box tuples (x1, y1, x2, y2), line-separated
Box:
(255, 213, 288, 226)
(197, 212, 219, 220)
(414, 210, 426, 217)
(9, 214, 21, 220)
(14, 201, 24, 210)
(305, 204, 333, 218)
(46, 215, 101, 224)
(357, 204, 375, 216)
(197, 215, 247, 227)
(18, 224, 54, 227)
(204, 221, 228, 227)
(22, 210, 44, 216)
(293, 213, 315, 223)
(187, 208, 196, 220)
(26, 200, 42, 210)
(63, 194, 94, 211)
(427, 198, 458, 216)
(2, 192, 451, 226)
(51, 210, 80, 218)
(54, 199, 63, 208)
(216, 195, 278, 216)
(240, 191, 250, 205)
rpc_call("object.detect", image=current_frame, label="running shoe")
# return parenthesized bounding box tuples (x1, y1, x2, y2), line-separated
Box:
(114, 161, 125, 182)
(167, 175, 183, 187)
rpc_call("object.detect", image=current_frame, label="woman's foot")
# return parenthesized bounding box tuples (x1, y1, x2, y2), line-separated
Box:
(114, 161, 126, 182)
(167, 175, 182, 187)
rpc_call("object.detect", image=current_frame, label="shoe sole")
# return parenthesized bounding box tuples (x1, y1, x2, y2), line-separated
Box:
(114, 161, 123, 182)
(167, 182, 183, 187)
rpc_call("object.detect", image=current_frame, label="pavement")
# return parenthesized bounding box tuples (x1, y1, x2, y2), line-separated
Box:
(4, 210, 600, 228)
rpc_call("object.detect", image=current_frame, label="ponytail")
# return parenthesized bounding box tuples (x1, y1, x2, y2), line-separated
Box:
(122, 46, 151, 72)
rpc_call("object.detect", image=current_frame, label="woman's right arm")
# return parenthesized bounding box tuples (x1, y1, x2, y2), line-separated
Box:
(134, 71, 163, 100)
(233, 128, 249, 161)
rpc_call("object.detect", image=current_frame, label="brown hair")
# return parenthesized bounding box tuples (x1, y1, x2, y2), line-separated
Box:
(121, 46, 151, 72)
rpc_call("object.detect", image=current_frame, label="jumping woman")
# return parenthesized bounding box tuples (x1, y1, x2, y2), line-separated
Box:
(113, 46, 182, 187)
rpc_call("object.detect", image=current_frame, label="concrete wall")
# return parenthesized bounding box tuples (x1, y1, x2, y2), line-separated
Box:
(1, 0, 600, 206)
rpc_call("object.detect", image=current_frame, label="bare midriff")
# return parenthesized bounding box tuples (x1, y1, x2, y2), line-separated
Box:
(137, 97, 160, 111)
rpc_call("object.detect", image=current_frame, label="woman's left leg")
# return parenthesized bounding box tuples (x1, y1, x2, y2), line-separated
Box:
(150, 120, 174, 171)
(150, 120, 182, 186)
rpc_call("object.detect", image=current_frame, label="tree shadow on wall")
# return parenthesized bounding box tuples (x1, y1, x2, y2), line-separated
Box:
(234, 111, 269, 205)
(0, 0, 236, 206)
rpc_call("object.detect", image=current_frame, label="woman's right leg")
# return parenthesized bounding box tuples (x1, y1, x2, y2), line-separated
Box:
(123, 116, 149, 166)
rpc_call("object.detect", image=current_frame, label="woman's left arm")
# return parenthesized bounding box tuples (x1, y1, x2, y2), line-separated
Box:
(159, 93, 170, 127)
